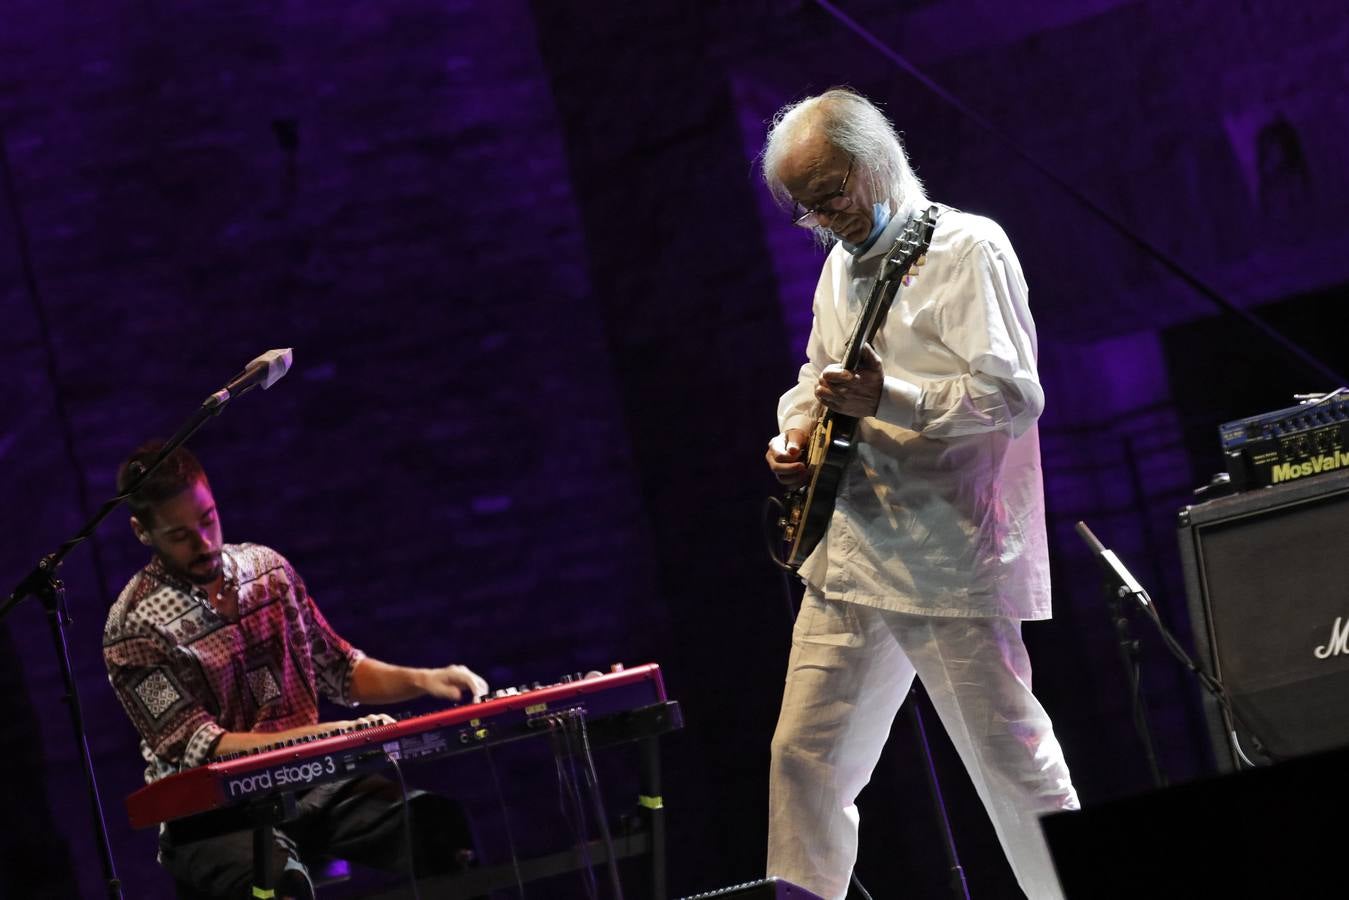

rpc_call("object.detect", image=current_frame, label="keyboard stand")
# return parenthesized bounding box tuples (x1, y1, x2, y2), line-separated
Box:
(363, 700, 682, 900)
(163, 700, 681, 898)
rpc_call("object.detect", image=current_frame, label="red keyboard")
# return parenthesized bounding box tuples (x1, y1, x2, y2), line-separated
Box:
(126, 663, 668, 829)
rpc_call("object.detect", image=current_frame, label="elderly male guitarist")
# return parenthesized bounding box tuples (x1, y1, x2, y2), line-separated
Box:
(760, 88, 1079, 900)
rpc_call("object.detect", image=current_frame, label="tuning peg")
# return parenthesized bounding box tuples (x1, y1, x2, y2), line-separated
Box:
(902, 275, 913, 286)
(916, 254, 927, 266)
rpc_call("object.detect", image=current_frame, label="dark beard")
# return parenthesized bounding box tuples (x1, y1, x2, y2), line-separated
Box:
(165, 552, 222, 586)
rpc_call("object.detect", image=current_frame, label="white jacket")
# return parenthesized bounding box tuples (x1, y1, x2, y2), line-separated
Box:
(778, 205, 1051, 619)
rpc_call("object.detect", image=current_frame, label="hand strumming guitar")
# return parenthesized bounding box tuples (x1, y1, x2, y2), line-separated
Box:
(767, 427, 812, 485)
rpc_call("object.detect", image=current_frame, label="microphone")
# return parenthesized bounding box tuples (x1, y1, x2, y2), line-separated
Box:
(1074, 520, 1149, 605)
(203, 349, 293, 409)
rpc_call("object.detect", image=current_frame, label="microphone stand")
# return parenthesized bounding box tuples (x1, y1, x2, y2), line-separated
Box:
(0, 389, 241, 900)
(906, 687, 969, 900)
(1111, 578, 1164, 784)
(1074, 522, 1166, 787)
(1074, 522, 1274, 785)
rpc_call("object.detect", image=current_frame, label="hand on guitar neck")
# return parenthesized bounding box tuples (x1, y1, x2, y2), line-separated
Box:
(814, 343, 883, 418)
(766, 207, 937, 571)
(766, 342, 885, 487)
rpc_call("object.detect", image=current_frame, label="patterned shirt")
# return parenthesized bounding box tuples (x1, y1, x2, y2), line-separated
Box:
(103, 543, 364, 784)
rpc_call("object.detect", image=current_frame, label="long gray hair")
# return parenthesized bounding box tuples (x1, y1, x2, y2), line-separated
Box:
(761, 87, 927, 236)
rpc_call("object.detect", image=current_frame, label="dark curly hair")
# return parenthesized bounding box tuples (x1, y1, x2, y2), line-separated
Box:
(117, 441, 208, 528)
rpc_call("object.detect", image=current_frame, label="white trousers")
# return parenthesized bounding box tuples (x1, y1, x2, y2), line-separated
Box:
(767, 590, 1079, 900)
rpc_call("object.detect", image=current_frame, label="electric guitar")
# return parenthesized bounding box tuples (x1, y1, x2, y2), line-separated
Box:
(777, 206, 939, 570)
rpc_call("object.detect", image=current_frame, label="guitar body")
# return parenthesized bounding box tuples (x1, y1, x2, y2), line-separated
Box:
(782, 412, 858, 569)
(776, 207, 938, 571)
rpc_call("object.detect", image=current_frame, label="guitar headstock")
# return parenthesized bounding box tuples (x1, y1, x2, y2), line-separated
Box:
(879, 205, 938, 287)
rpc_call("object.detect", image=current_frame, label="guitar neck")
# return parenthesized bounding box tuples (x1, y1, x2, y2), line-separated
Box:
(782, 207, 938, 571)
(837, 206, 937, 373)
(840, 275, 903, 371)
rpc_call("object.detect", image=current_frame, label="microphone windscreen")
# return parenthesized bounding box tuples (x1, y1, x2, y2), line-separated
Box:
(1074, 521, 1106, 556)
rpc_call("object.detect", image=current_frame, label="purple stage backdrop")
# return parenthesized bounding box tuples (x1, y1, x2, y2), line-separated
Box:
(2, 2, 1347, 897)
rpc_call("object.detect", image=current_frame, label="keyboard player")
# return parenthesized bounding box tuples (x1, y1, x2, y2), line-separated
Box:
(103, 441, 488, 900)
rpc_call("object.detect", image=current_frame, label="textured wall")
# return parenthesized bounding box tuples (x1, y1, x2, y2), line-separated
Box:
(2, 1, 1347, 897)
(2, 2, 669, 895)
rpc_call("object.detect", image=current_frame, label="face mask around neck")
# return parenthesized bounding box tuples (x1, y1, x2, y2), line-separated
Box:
(844, 202, 892, 255)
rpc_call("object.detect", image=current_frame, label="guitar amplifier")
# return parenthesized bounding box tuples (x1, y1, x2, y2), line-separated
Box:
(677, 878, 824, 900)
(1177, 467, 1349, 770)
(1219, 392, 1349, 491)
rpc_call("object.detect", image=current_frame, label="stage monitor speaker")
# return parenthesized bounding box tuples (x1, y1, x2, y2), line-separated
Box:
(1042, 743, 1349, 898)
(677, 878, 823, 900)
(1177, 467, 1349, 770)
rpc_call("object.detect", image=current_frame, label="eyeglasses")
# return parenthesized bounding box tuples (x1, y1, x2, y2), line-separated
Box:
(791, 157, 854, 228)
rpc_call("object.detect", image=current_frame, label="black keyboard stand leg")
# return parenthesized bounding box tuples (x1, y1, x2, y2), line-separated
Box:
(640, 736, 666, 900)
(244, 793, 295, 899)
(252, 821, 275, 899)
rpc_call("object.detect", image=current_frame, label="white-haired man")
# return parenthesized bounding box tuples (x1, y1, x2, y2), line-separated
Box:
(761, 87, 1079, 899)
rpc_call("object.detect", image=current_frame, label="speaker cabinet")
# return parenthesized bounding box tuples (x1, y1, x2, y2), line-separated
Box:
(1177, 467, 1349, 770)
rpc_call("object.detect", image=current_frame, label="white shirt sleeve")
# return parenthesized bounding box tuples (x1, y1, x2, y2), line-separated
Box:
(875, 238, 1043, 438)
